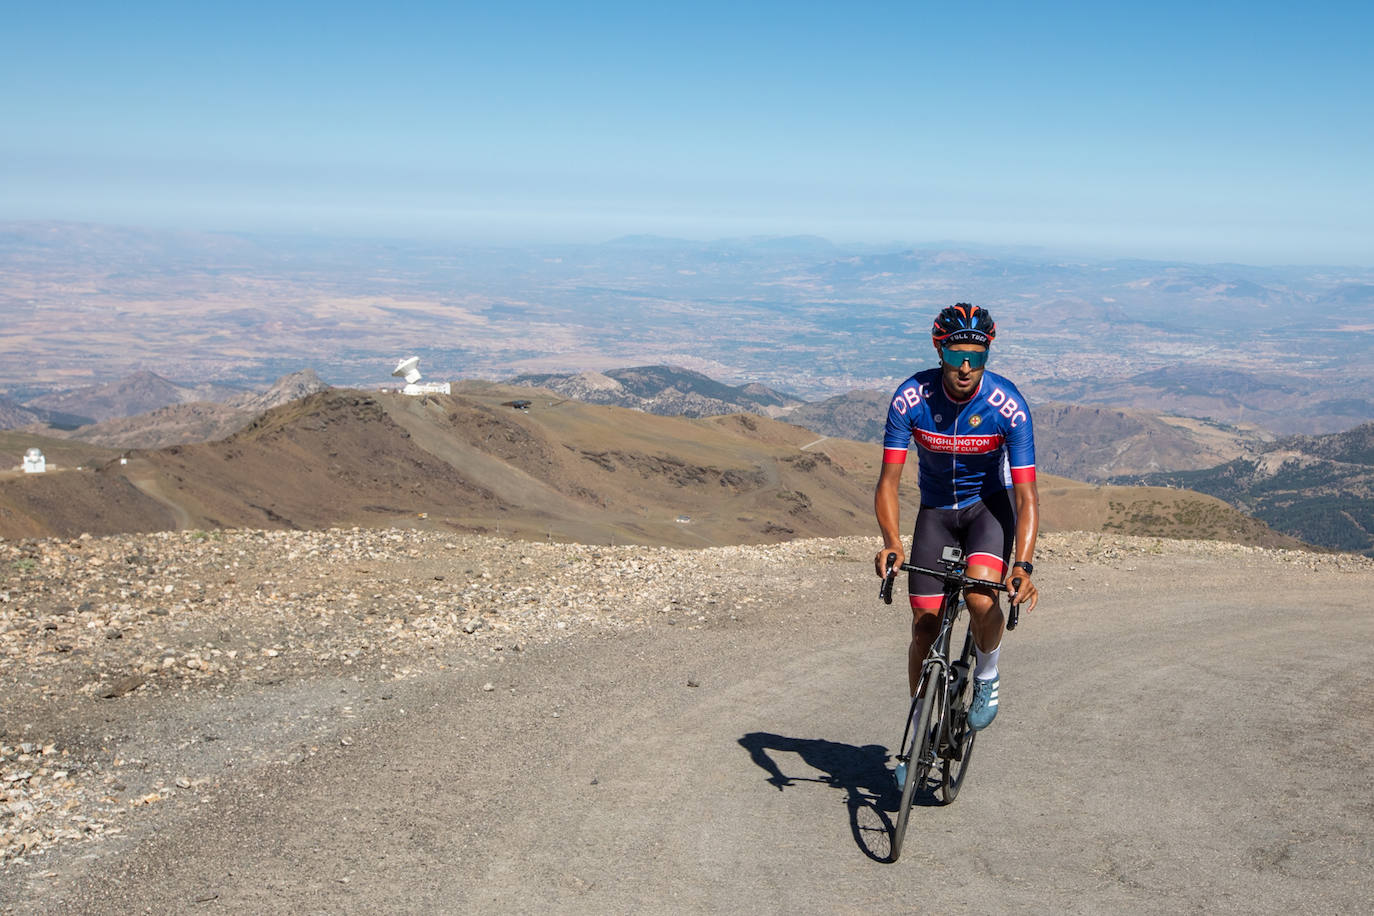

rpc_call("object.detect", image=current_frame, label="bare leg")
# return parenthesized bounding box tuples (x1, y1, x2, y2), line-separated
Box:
(908, 608, 940, 695)
(964, 563, 1005, 653)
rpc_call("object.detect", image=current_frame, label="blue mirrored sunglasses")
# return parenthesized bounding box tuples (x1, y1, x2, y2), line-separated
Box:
(941, 347, 989, 370)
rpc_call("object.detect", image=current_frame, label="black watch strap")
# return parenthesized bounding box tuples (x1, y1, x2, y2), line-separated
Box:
(1012, 560, 1034, 575)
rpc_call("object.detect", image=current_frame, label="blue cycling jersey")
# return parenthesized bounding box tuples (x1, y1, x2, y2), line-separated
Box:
(882, 368, 1036, 509)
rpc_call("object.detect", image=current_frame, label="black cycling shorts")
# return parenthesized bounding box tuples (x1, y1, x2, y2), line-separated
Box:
(908, 489, 1016, 610)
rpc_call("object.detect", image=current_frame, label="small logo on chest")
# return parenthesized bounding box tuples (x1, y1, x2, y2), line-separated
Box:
(968, 414, 982, 428)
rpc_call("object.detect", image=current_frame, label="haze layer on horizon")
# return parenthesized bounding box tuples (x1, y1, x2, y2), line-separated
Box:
(4, 2, 1371, 267)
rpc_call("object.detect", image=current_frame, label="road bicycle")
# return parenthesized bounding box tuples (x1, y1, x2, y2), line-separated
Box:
(879, 545, 1022, 862)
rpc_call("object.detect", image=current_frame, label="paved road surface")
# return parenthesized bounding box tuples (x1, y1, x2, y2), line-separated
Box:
(13, 553, 1374, 914)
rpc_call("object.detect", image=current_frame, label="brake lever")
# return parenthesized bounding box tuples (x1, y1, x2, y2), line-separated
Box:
(1007, 577, 1022, 630)
(879, 552, 898, 605)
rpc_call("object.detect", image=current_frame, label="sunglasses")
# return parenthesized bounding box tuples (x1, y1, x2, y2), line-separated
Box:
(940, 348, 989, 370)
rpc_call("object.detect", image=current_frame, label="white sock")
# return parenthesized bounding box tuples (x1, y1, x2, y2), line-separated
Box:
(974, 645, 1000, 681)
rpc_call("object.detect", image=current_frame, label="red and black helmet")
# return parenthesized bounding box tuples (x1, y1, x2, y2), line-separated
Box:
(931, 303, 996, 347)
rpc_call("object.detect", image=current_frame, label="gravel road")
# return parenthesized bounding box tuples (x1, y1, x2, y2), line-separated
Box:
(3, 531, 1372, 914)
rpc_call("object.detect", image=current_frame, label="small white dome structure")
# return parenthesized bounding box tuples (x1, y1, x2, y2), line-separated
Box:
(23, 448, 46, 474)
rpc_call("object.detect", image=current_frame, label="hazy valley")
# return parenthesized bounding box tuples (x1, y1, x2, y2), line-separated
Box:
(3, 221, 1373, 555)
(5, 221, 1374, 435)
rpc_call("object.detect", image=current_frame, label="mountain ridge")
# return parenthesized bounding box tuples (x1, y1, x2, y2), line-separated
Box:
(508, 365, 802, 418)
(12, 370, 330, 448)
(0, 385, 1305, 552)
(1119, 421, 1374, 555)
(22, 370, 247, 425)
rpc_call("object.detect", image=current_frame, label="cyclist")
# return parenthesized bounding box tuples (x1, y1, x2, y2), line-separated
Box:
(874, 303, 1040, 731)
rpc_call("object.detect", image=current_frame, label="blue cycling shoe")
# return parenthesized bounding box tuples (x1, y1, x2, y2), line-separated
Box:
(894, 761, 907, 791)
(967, 675, 1000, 731)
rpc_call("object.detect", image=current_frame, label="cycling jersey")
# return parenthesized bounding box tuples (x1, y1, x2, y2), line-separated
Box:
(882, 368, 1036, 510)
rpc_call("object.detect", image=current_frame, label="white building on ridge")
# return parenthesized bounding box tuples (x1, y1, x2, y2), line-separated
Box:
(23, 448, 46, 473)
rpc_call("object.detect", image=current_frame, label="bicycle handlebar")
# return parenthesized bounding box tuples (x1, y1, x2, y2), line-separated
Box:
(900, 563, 1007, 592)
(879, 556, 1024, 629)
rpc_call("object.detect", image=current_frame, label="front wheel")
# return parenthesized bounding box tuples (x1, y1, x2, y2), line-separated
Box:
(890, 666, 945, 862)
(940, 632, 979, 804)
(940, 714, 976, 804)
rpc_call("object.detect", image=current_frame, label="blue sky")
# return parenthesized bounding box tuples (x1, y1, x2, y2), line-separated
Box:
(3, 1, 1371, 264)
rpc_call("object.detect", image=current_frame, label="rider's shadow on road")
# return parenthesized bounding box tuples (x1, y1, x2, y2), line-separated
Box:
(738, 732, 925, 862)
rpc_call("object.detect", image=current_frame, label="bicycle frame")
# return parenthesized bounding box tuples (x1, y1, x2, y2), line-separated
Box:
(881, 549, 1017, 859)
(894, 565, 972, 779)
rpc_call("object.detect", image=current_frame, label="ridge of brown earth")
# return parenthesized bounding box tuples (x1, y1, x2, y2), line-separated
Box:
(0, 527, 1369, 887)
(0, 382, 1308, 550)
(12, 362, 1272, 485)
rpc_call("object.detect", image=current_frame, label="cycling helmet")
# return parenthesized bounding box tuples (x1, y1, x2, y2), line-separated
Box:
(931, 303, 996, 347)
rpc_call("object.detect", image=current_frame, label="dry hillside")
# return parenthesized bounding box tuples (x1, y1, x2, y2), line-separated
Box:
(0, 384, 1305, 550)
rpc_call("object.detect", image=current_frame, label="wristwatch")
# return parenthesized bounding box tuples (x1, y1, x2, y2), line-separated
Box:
(1012, 561, 1034, 575)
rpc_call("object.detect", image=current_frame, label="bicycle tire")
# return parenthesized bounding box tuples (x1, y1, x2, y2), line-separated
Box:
(940, 624, 978, 804)
(890, 665, 944, 862)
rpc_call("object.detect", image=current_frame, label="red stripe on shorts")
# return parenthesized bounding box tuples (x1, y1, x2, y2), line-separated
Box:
(967, 552, 1006, 576)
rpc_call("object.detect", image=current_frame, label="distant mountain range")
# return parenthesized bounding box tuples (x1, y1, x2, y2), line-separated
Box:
(61, 370, 330, 448)
(0, 396, 45, 429)
(0, 395, 93, 430)
(24, 369, 247, 425)
(2, 370, 329, 447)
(1037, 364, 1374, 435)
(509, 365, 801, 418)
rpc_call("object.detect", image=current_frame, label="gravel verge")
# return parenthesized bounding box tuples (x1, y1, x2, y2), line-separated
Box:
(3, 526, 1369, 874)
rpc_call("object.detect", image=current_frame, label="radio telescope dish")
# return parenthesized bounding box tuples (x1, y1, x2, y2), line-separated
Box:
(392, 356, 422, 384)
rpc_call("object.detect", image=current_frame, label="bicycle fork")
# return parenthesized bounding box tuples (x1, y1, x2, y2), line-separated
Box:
(899, 652, 952, 776)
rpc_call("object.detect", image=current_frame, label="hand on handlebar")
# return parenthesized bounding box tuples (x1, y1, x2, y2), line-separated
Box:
(1003, 569, 1038, 613)
(875, 546, 905, 579)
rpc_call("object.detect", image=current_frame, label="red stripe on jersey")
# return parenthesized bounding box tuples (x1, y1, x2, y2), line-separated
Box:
(883, 448, 908, 464)
(909, 594, 943, 610)
(1010, 466, 1036, 483)
(914, 429, 1003, 455)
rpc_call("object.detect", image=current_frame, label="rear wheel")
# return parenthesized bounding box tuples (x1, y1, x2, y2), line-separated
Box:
(890, 665, 945, 862)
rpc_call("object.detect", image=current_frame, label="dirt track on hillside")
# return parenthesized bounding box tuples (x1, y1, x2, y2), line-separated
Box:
(3, 533, 1372, 914)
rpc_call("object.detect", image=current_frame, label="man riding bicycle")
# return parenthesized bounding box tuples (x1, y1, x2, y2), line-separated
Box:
(874, 303, 1040, 731)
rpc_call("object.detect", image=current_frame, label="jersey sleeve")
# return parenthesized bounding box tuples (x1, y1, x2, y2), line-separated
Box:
(1003, 382, 1036, 483)
(882, 380, 919, 464)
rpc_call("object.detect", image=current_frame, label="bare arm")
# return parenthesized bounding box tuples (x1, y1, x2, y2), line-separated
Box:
(1005, 478, 1040, 610)
(874, 461, 906, 577)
